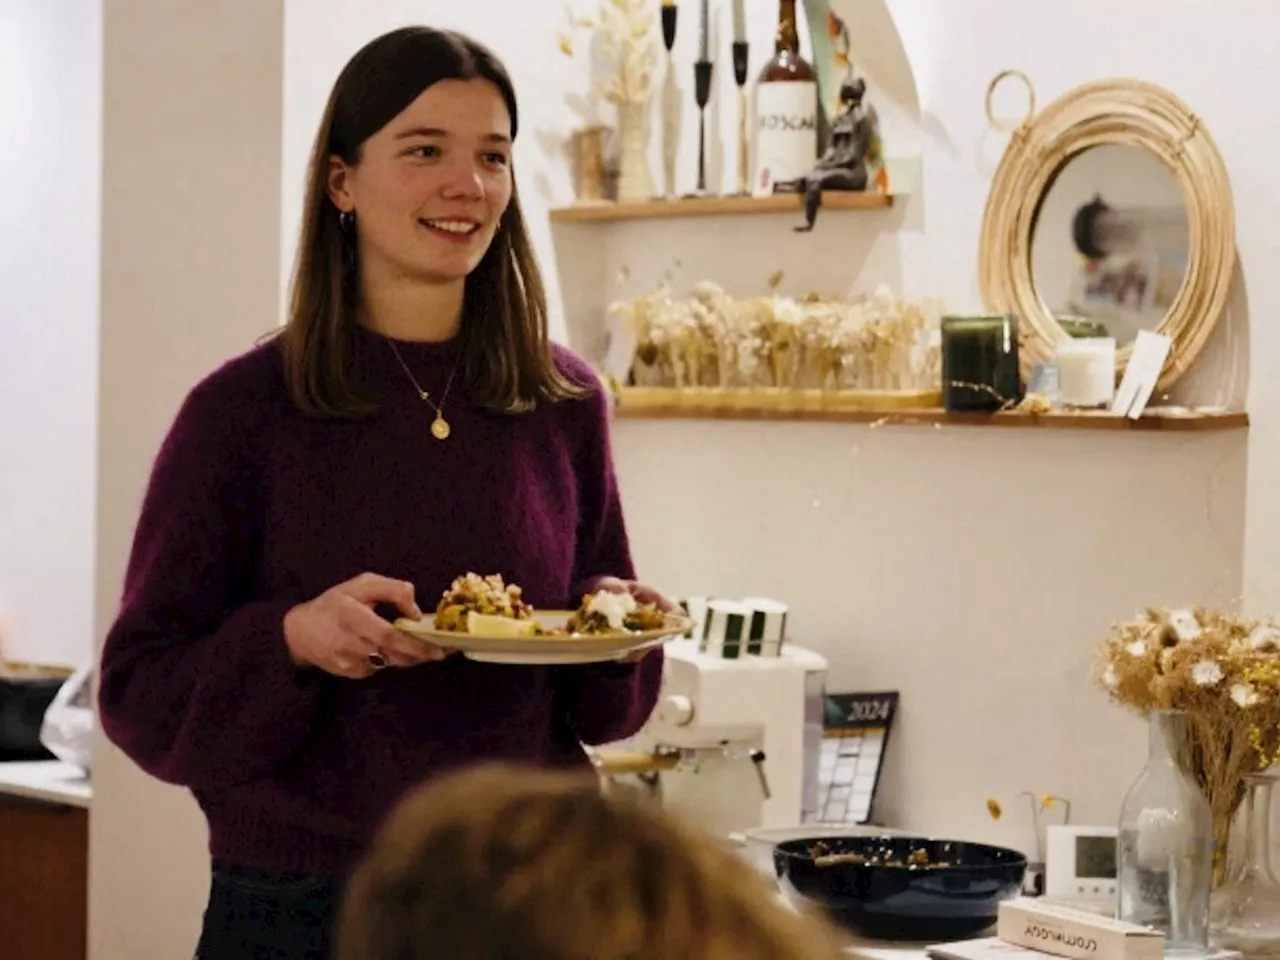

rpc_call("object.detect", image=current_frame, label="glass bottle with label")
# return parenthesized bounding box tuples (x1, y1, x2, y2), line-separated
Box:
(753, 0, 818, 190)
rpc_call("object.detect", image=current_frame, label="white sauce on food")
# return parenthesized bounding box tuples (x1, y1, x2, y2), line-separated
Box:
(587, 591, 637, 630)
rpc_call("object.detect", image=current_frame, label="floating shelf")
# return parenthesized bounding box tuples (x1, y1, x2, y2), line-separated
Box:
(549, 191, 893, 223)
(612, 393, 1248, 432)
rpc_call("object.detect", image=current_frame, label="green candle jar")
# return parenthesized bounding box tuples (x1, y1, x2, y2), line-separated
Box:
(941, 315, 1022, 412)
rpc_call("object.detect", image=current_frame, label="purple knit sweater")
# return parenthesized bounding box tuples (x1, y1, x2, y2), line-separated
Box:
(97, 326, 663, 876)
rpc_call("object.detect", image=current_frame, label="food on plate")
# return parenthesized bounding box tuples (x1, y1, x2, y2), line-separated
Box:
(421, 576, 672, 644)
(810, 841, 950, 869)
(467, 612, 539, 638)
(434, 573, 534, 633)
(566, 590, 667, 635)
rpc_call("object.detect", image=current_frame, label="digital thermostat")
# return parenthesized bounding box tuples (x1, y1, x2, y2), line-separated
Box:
(1045, 824, 1118, 903)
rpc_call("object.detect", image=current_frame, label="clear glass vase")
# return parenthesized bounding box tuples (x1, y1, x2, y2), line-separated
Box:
(1210, 773, 1280, 959)
(1117, 709, 1214, 958)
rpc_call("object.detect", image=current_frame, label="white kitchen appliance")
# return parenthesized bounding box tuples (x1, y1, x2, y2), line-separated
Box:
(1044, 824, 1119, 905)
(597, 639, 829, 839)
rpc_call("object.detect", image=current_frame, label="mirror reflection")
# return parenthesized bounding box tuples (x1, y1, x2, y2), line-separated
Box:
(1032, 144, 1189, 345)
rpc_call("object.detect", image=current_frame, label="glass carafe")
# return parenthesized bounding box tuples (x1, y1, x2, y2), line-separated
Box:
(1117, 709, 1213, 958)
(1210, 773, 1280, 959)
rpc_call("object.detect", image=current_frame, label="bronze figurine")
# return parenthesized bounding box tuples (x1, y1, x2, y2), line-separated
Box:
(791, 78, 880, 232)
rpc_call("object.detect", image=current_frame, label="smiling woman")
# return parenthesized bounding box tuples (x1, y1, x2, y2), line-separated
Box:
(96, 25, 672, 960)
(283, 26, 585, 419)
(333, 84, 514, 283)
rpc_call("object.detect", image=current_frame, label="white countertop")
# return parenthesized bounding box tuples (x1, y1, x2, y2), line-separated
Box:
(845, 940, 930, 960)
(845, 939, 1242, 960)
(0, 761, 92, 808)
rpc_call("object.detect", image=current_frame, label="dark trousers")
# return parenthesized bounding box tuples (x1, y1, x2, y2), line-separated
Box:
(195, 861, 341, 960)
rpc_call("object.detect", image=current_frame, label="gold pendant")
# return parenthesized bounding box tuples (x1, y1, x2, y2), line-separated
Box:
(430, 415, 451, 441)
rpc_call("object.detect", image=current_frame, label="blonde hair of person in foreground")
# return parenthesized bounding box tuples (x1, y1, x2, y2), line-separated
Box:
(337, 764, 848, 960)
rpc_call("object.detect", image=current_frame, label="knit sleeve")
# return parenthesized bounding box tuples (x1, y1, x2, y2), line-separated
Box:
(555, 368, 663, 745)
(97, 361, 326, 790)
(566, 379, 636, 600)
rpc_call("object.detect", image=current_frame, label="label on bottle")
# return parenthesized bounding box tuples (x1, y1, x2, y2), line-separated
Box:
(754, 80, 818, 189)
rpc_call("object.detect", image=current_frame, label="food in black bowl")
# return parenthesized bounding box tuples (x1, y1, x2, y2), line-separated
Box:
(773, 835, 1026, 942)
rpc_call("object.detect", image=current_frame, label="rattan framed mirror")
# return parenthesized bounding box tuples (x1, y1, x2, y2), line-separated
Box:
(978, 74, 1236, 391)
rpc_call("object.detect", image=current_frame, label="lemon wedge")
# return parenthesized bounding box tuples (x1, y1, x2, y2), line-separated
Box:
(467, 611, 538, 638)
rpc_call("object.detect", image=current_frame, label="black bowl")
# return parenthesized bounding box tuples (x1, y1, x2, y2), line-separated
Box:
(773, 835, 1026, 942)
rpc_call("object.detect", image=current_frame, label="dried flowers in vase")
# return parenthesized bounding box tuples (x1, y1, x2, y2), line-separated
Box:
(1093, 606, 1280, 887)
(559, 0, 658, 202)
(610, 283, 676, 386)
(610, 281, 945, 395)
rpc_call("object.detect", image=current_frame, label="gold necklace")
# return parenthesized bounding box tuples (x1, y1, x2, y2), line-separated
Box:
(386, 341, 461, 441)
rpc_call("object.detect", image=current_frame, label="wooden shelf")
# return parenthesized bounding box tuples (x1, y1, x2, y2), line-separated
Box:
(549, 191, 893, 223)
(613, 401, 1248, 432)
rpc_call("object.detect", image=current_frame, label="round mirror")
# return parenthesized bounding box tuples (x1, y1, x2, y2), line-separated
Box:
(979, 78, 1236, 391)
(1031, 145, 1189, 347)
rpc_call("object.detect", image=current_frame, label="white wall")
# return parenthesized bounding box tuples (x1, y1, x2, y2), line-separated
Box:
(90, 2, 285, 958)
(275, 0, 1260, 857)
(0, 1, 101, 667)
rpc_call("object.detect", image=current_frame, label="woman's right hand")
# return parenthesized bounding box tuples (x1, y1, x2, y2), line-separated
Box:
(283, 573, 446, 678)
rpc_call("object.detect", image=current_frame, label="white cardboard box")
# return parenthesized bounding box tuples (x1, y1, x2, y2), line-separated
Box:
(928, 937, 1240, 960)
(996, 899, 1163, 960)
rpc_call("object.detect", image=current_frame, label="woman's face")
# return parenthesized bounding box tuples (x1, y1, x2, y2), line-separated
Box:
(328, 78, 514, 286)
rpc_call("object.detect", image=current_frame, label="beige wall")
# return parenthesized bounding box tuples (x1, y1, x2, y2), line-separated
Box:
(612, 420, 1246, 848)
(92, 2, 284, 957)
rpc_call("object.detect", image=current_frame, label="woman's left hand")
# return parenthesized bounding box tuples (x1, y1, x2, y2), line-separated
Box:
(593, 577, 677, 663)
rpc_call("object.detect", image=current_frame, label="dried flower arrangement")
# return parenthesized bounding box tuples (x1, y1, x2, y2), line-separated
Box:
(1092, 606, 1280, 886)
(610, 281, 944, 396)
(559, 0, 657, 108)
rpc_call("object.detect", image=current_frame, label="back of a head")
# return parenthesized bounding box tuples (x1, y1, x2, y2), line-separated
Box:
(337, 764, 846, 960)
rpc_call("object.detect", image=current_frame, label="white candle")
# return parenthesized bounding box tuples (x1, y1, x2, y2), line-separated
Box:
(1056, 337, 1117, 408)
(699, 0, 709, 60)
(733, 0, 746, 43)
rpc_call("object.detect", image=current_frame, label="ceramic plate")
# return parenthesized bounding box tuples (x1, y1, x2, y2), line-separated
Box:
(393, 610, 693, 665)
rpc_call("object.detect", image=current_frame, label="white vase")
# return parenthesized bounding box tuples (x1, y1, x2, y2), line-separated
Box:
(616, 101, 654, 202)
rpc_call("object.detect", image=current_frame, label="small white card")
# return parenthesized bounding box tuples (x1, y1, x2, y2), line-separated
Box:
(752, 166, 775, 198)
(1110, 330, 1172, 419)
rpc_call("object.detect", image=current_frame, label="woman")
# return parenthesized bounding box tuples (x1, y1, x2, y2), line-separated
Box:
(337, 764, 849, 960)
(98, 26, 667, 960)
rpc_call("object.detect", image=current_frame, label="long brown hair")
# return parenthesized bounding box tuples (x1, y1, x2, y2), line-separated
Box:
(280, 27, 585, 418)
(337, 764, 849, 960)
